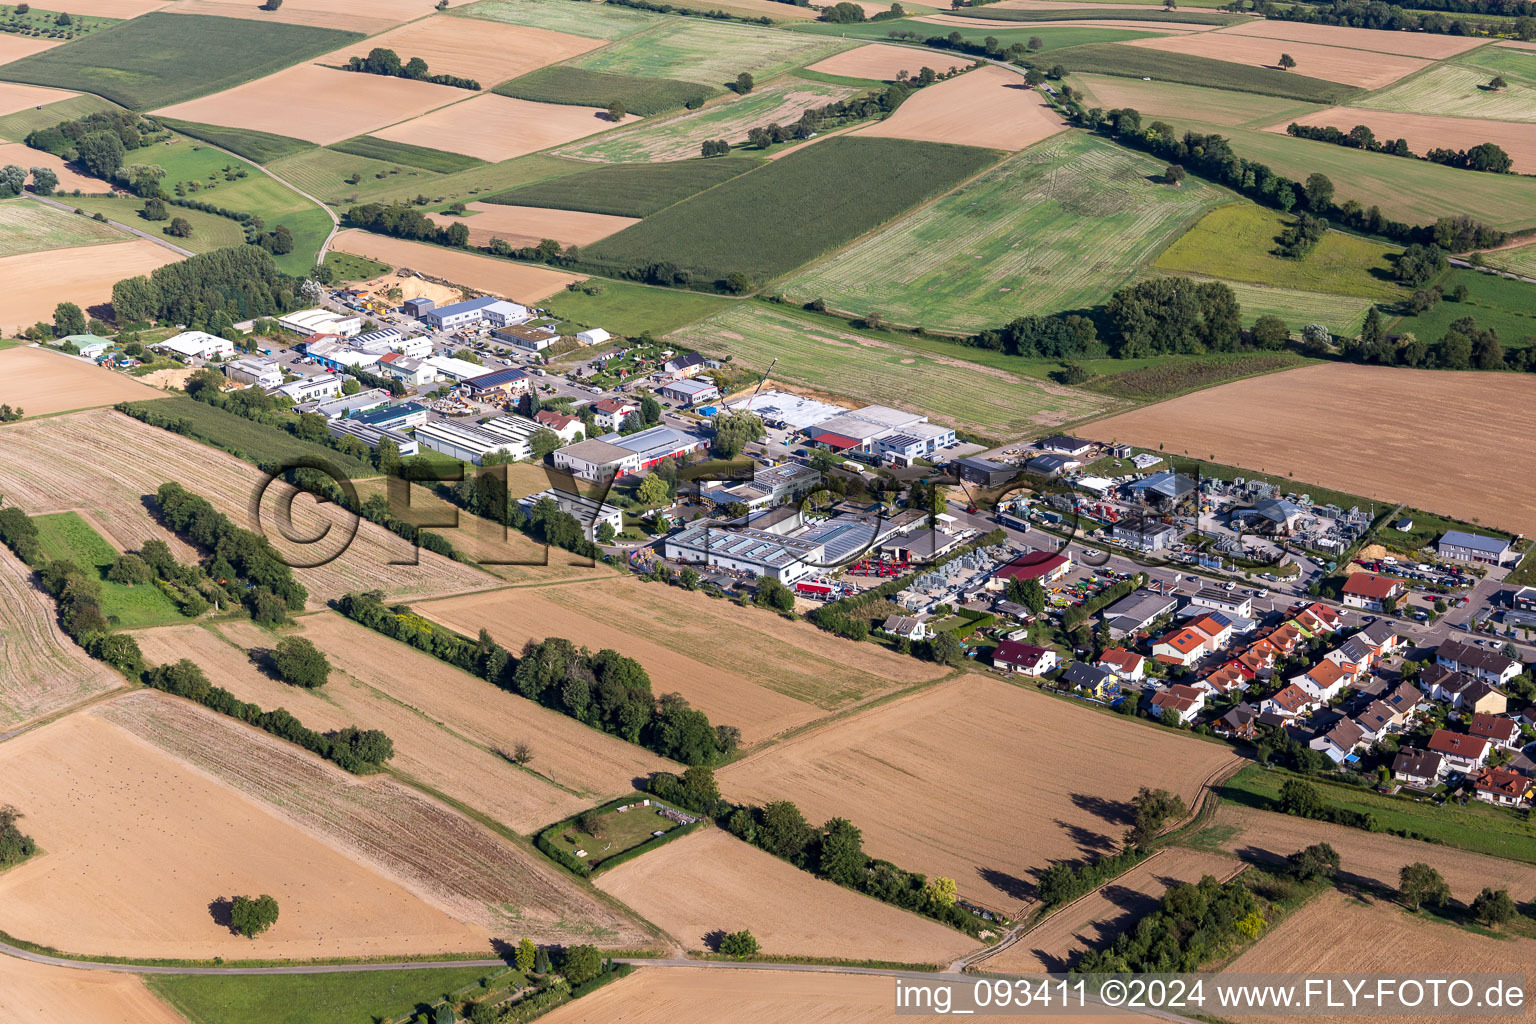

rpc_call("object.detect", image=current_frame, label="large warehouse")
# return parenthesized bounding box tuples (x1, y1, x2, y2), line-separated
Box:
(414, 415, 542, 464)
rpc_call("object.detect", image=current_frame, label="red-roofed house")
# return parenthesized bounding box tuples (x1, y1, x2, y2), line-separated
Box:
(1260, 683, 1318, 718)
(1152, 626, 1207, 667)
(992, 640, 1058, 677)
(1471, 767, 1533, 808)
(590, 398, 638, 431)
(1096, 648, 1146, 682)
(1469, 713, 1522, 751)
(1150, 683, 1206, 724)
(995, 551, 1072, 585)
(534, 408, 583, 443)
(1265, 621, 1305, 656)
(1292, 601, 1342, 635)
(1341, 573, 1405, 612)
(1292, 659, 1351, 702)
(1426, 729, 1490, 772)
(1196, 659, 1255, 697)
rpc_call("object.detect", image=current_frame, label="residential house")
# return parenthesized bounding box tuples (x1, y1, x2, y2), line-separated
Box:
(1380, 681, 1424, 722)
(1238, 639, 1279, 678)
(1152, 626, 1208, 668)
(1263, 620, 1306, 656)
(1197, 659, 1254, 697)
(1097, 648, 1146, 683)
(1436, 638, 1521, 686)
(1355, 618, 1405, 658)
(1215, 703, 1260, 741)
(1061, 661, 1121, 701)
(1293, 659, 1351, 702)
(1340, 573, 1405, 612)
(1311, 717, 1366, 764)
(1426, 729, 1490, 773)
(991, 640, 1057, 677)
(1324, 637, 1377, 678)
(1149, 683, 1206, 724)
(1260, 683, 1318, 719)
(660, 352, 713, 381)
(1034, 435, 1094, 457)
(533, 409, 583, 443)
(1292, 602, 1343, 635)
(1392, 748, 1445, 788)
(1471, 767, 1533, 808)
(1469, 712, 1522, 751)
(590, 398, 639, 432)
(1353, 701, 1397, 744)
(881, 615, 930, 642)
(1438, 529, 1516, 566)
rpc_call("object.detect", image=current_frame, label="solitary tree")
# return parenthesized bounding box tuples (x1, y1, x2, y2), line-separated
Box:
(272, 636, 331, 689)
(28, 166, 57, 196)
(606, 99, 626, 122)
(142, 197, 168, 221)
(1398, 862, 1451, 911)
(261, 0, 282, 9)
(228, 894, 280, 938)
(1164, 164, 1186, 186)
(733, 71, 755, 94)
(52, 301, 85, 338)
(515, 937, 537, 972)
(1489, 75, 1507, 90)
(512, 741, 533, 765)
(560, 944, 603, 984)
(719, 929, 759, 958)
(1470, 887, 1516, 928)
(1285, 842, 1339, 883)
(1277, 53, 1296, 70)
(165, 216, 193, 238)
(1026, 35, 1044, 51)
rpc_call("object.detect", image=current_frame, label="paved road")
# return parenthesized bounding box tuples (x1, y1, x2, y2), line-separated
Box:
(33, 195, 195, 258)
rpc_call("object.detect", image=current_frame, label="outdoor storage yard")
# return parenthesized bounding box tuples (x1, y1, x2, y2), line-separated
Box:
(425, 203, 639, 249)
(594, 828, 980, 963)
(856, 65, 1066, 151)
(0, 345, 163, 417)
(718, 675, 1239, 912)
(0, 240, 180, 328)
(329, 229, 584, 302)
(1086, 362, 1536, 535)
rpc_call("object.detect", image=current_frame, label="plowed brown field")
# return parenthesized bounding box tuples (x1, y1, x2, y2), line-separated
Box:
(1274, 106, 1536, 173)
(595, 828, 980, 963)
(1086, 363, 1536, 534)
(373, 92, 637, 162)
(0, 408, 499, 602)
(1123, 33, 1428, 88)
(0, 956, 183, 1024)
(426, 203, 639, 249)
(0, 705, 491, 959)
(316, 15, 601, 85)
(808, 43, 967, 81)
(330, 229, 584, 301)
(0, 345, 162, 417)
(98, 691, 653, 947)
(983, 848, 1244, 973)
(153, 64, 467, 145)
(0, 240, 178, 328)
(0, 545, 122, 730)
(720, 676, 1239, 912)
(857, 65, 1065, 150)
(1216, 19, 1487, 58)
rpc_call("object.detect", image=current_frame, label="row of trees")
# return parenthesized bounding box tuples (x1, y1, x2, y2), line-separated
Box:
(343, 46, 480, 90)
(111, 246, 297, 331)
(346, 201, 470, 249)
(1258, 0, 1536, 40)
(0, 164, 56, 197)
(1286, 122, 1514, 174)
(155, 481, 308, 621)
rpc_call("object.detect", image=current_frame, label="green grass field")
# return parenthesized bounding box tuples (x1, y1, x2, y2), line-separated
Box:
(1481, 240, 1536, 278)
(266, 146, 445, 206)
(545, 804, 683, 869)
(567, 17, 852, 87)
(30, 512, 187, 629)
(946, 5, 1240, 22)
(0, 14, 363, 110)
(542, 278, 734, 336)
(558, 76, 855, 163)
(783, 132, 1226, 331)
(1069, 73, 1320, 128)
(56, 195, 249, 254)
(152, 117, 314, 164)
(0, 92, 119, 142)
(585, 136, 999, 287)
(1045, 42, 1355, 102)
(358, 152, 586, 209)
(1355, 62, 1536, 123)
(1153, 203, 1403, 300)
(118, 396, 378, 479)
(665, 302, 1123, 437)
(148, 967, 508, 1024)
(486, 156, 759, 217)
(179, 167, 332, 274)
(0, 197, 127, 256)
(449, 0, 661, 39)
(495, 65, 717, 116)
(793, 20, 1160, 48)
(330, 136, 486, 174)
(322, 251, 390, 281)
(1387, 268, 1536, 346)
(1081, 350, 1310, 400)
(1142, 272, 1372, 335)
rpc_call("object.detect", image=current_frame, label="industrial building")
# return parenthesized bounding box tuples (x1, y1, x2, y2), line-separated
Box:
(328, 419, 419, 456)
(553, 438, 637, 481)
(414, 415, 543, 464)
(279, 308, 361, 337)
(492, 325, 560, 352)
(803, 405, 954, 455)
(663, 520, 824, 584)
(421, 296, 528, 331)
(152, 331, 235, 360)
(464, 367, 531, 399)
(300, 389, 391, 420)
(352, 401, 430, 431)
(224, 356, 282, 389)
(1437, 530, 1516, 566)
(270, 373, 344, 404)
(658, 377, 720, 407)
(518, 488, 624, 537)
(422, 354, 490, 383)
(728, 390, 847, 431)
(602, 424, 706, 472)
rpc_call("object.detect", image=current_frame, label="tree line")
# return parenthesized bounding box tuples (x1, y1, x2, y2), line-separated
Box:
(155, 481, 308, 621)
(346, 201, 470, 249)
(343, 46, 481, 91)
(1249, 0, 1536, 40)
(111, 245, 297, 330)
(710, 72, 955, 158)
(1286, 122, 1514, 174)
(336, 591, 740, 765)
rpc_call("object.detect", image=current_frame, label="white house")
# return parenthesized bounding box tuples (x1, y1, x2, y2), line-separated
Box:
(991, 640, 1058, 676)
(881, 615, 930, 642)
(1427, 729, 1489, 773)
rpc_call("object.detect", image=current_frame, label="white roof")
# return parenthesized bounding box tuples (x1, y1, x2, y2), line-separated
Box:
(281, 308, 359, 333)
(422, 355, 489, 380)
(154, 331, 231, 356)
(577, 328, 611, 343)
(729, 390, 848, 431)
(1076, 476, 1116, 494)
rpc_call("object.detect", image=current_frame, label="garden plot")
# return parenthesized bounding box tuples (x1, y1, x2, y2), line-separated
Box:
(1214, 18, 1488, 58)
(856, 65, 1066, 150)
(0, 80, 76, 117)
(595, 828, 979, 963)
(153, 64, 468, 146)
(1273, 106, 1536, 173)
(0, 346, 161, 416)
(314, 15, 602, 87)
(0, 705, 491, 960)
(330, 229, 584, 301)
(807, 43, 968, 82)
(426, 202, 638, 249)
(1122, 33, 1428, 88)
(0, 240, 179, 329)
(373, 92, 636, 162)
(719, 675, 1239, 913)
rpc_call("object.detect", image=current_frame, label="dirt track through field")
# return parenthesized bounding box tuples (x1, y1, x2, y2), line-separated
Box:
(857, 65, 1067, 150)
(0, 346, 163, 417)
(0, 240, 178, 328)
(426, 203, 639, 249)
(595, 829, 980, 963)
(1085, 362, 1536, 534)
(1124, 32, 1429, 88)
(719, 675, 1239, 912)
(374, 92, 637, 162)
(1273, 106, 1536, 174)
(330, 229, 584, 302)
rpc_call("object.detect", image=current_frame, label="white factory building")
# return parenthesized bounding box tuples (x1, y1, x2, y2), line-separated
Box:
(414, 415, 543, 464)
(152, 331, 236, 360)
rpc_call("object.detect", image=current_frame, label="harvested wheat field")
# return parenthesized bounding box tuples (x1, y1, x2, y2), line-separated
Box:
(596, 828, 979, 963)
(857, 65, 1065, 150)
(1087, 362, 1536, 534)
(0, 80, 76, 117)
(1124, 34, 1428, 88)
(0, 408, 499, 603)
(808, 43, 967, 82)
(153, 64, 467, 146)
(0, 142, 104, 193)
(162, 0, 456, 32)
(0, 545, 122, 730)
(0, 955, 182, 1024)
(316, 15, 602, 86)
(41, 0, 167, 13)
(98, 690, 653, 947)
(331, 229, 584, 301)
(720, 676, 1239, 913)
(427, 203, 638, 249)
(0, 345, 161, 417)
(1206, 803, 1536, 897)
(536, 967, 1166, 1024)
(416, 577, 947, 744)
(129, 616, 626, 833)
(0, 240, 178, 329)
(1224, 890, 1536, 1024)
(983, 848, 1244, 974)
(374, 92, 637, 162)
(1275, 106, 1536, 173)
(0, 705, 491, 959)
(1216, 18, 1487, 58)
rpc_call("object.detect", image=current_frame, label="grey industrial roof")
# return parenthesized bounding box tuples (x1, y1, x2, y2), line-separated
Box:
(1440, 530, 1510, 554)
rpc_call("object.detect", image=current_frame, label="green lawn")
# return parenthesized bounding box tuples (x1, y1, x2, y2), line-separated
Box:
(265, 146, 445, 206)
(584, 136, 1000, 287)
(330, 136, 486, 174)
(486, 156, 760, 217)
(566, 16, 852, 87)
(1044, 42, 1355, 102)
(665, 301, 1125, 437)
(783, 131, 1227, 332)
(152, 117, 315, 163)
(542, 279, 734, 337)
(1386, 268, 1536, 347)
(323, 251, 391, 281)
(358, 152, 588, 210)
(1153, 202, 1403, 301)
(55, 195, 249, 254)
(148, 967, 508, 1024)
(0, 14, 363, 110)
(0, 92, 120, 142)
(0, 197, 128, 256)
(558, 76, 856, 163)
(448, 0, 663, 39)
(544, 804, 683, 869)
(30, 512, 187, 629)
(793, 20, 1161, 48)
(495, 65, 717, 116)
(1221, 764, 1536, 866)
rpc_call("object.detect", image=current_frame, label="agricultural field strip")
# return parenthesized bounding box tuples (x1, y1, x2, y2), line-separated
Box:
(1354, 59, 1536, 123)
(0, 345, 164, 417)
(1272, 105, 1536, 174)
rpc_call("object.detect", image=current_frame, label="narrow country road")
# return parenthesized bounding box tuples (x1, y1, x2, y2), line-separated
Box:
(33, 195, 194, 258)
